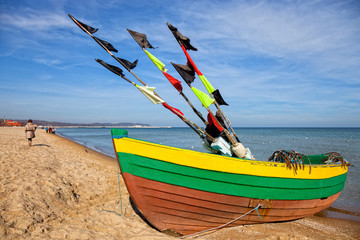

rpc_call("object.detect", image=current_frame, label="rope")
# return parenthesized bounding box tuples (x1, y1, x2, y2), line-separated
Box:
(179, 204, 262, 239)
(254, 205, 262, 220)
(116, 162, 123, 215)
(99, 162, 123, 216)
(99, 209, 123, 217)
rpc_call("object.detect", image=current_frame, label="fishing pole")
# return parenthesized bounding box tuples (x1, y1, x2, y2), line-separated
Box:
(68, 14, 213, 140)
(170, 62, 237, 146)
(125, 27, 233, 146)
(180, 43, 241, 143)
(68, 14, 146, 86)
(124, 28, 237, 154)
(94, 59, 212, 141)
(166, 22, 241, 143)
(126, 29, 207, 125)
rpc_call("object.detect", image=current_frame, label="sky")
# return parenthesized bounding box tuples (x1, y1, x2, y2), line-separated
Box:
(0, 0, 359, 127)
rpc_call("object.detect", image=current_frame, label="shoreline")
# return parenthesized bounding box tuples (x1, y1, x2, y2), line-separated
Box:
(43, 126, 172, 129)
(55, 131, 116, 159)
(55, 131, 116, 162)
(1, 127, 359, 239)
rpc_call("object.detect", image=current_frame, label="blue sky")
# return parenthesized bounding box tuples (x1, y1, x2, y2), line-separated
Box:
(1, 0, 359, 127)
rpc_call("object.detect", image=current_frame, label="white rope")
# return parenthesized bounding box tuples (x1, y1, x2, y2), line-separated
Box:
(179, 204, 262, 239)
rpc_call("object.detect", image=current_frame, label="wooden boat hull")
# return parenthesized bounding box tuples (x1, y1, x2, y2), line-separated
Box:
(125, 173, 340, 235)
(111, 129, 348, 235)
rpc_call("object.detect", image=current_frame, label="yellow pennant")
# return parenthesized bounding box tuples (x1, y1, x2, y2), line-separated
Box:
(191, 87, 215, 108)
(199, 75, 215, 94)
(144, 49, 167, 72)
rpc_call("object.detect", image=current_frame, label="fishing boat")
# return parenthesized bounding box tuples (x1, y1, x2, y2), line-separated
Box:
(67, 14, 350, 236)
(111, 128, 348, 236)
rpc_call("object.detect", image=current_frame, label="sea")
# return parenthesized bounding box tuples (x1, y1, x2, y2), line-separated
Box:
(56, 127, 360, 222)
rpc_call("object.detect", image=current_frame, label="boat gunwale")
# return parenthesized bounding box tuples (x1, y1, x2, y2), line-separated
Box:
(118, 152, 345, 200)
(112, 135, 348, 180)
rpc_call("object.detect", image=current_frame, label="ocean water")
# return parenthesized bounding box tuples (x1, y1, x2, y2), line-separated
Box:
(57, 127, 360, 221)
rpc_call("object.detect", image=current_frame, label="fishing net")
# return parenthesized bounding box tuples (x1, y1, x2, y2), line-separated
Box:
(268, 150, 349, 173)
(268, 150, 311, 174)
(320, 152, 348, 167)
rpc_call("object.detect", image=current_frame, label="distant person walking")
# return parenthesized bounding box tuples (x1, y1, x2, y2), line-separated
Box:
(25, 119, 36, 147)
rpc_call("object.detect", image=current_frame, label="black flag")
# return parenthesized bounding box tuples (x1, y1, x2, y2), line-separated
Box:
(93, 36, 118, 52)
(127, 29, 154, 49)
(171, 62, 195, 85)
(212, 89, 228, 106)
(77, 20, 98, 34)
(95, 59, 124, 77)
(115, 57, 138, 70)
(68, 14, 98, 34)
(167, 23, 197, 51)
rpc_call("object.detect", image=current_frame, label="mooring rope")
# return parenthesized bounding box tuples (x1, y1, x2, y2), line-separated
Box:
(178, 204, 262, 239)
(99, 162, 123, 216)
(116, 162, 123, 215)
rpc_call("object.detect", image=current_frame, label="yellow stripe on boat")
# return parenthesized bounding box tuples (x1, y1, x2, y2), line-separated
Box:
(113, 137, 348, 180)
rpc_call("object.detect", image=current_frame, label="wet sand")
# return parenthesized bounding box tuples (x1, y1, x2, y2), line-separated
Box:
(1, 127, 359, 239)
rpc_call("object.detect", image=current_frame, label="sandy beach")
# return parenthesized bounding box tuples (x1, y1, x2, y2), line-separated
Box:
(0, 127, 359, 239)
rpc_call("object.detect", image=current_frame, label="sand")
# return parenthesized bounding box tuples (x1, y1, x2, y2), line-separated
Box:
(0, 127, 359, 240)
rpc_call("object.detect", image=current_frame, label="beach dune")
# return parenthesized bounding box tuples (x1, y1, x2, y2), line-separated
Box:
(0, 127, 359, 239)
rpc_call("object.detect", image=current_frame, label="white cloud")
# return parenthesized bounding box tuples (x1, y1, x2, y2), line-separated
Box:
(160, 1, 360, 82)
(0, 8, 68, 31)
